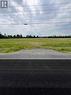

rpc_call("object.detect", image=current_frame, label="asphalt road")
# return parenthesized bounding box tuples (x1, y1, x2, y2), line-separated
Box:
(0, 59, 71, 88)
(0, 49, 71, 89)
(0, 49, 71, 59)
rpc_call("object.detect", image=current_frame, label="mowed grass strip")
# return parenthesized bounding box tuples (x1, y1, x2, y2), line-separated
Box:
(0, 38, 71, 53)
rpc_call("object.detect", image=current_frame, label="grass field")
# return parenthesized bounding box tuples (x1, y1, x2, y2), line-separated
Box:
(0, 38, 71, 53)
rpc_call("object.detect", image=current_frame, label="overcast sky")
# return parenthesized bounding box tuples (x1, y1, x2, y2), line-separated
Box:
(0, 0, 71, 36)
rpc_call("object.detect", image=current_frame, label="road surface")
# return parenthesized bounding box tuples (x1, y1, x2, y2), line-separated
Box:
(0, 49, 71, 59)
(0, 59, 71, 88)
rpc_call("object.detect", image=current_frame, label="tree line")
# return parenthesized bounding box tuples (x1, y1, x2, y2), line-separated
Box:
(0, 33, 23, 38)
(0, 33, 71, 38)
(47, 35, 71, 38)
(0, 33, 39, 38)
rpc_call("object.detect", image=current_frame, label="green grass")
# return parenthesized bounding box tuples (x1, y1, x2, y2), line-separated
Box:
(0, 38, 71, 53)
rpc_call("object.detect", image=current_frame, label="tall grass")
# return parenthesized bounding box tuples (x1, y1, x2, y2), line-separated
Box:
(0, 38, 71, 53)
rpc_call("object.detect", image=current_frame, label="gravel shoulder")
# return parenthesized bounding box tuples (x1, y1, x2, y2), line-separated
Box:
(0, 49, 71, 59)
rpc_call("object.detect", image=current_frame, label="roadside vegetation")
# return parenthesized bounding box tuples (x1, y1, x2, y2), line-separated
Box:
(0, 38, 71, 53)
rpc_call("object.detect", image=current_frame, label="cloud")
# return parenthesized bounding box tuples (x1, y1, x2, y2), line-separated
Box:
(0, 0, 71, 36)
(24, 0, 42, 16)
